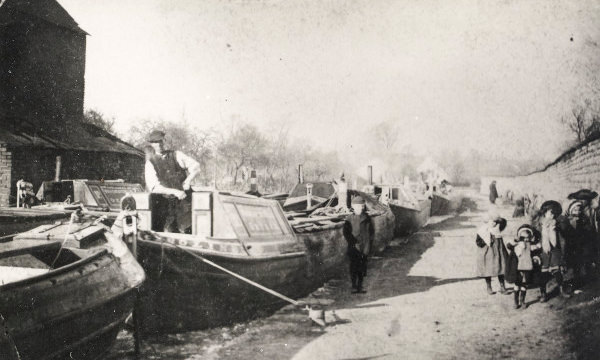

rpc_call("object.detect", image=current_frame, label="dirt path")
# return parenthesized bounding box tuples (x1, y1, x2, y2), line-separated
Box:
(109, 190, 600, 359)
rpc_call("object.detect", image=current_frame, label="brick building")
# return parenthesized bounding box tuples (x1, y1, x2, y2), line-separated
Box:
(0, 0, 143, 206)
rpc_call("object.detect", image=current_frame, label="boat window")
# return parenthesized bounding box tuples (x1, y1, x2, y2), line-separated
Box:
(219, 196, 292, 240)
(391, 188, 400, 200)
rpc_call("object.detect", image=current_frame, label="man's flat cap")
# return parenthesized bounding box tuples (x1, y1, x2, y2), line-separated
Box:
(147, 130, 166, 143)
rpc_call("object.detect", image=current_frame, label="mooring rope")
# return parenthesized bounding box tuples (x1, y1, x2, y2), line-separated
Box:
(171, 242, 300, 306)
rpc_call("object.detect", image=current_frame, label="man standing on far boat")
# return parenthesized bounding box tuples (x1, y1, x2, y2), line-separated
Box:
(145, 130, 201, 233)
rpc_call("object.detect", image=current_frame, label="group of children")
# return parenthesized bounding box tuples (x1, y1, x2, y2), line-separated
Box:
(477, 189, 600, 309)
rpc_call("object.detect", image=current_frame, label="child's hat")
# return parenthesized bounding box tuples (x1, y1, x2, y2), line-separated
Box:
(516, 224, 536, 240)
(567, 200, 583, 216)
(540, 200, 562, 216)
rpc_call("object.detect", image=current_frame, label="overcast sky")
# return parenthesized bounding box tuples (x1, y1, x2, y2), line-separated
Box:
(60, 0, 600, 163)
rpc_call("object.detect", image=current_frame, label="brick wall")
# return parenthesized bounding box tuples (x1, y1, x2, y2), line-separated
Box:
(0, 143, 11, 206)
(481, 138, 600, 206)
(1, 147, 144, 206)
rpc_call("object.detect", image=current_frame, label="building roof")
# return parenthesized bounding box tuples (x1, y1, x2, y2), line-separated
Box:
(0, 119, 143, 157)
(0, 0, 87, 35)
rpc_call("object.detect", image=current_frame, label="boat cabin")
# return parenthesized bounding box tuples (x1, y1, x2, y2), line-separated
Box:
(129, 190, 301, 258)
(364, 184, 420, 209)
(37, 179, 144, 211)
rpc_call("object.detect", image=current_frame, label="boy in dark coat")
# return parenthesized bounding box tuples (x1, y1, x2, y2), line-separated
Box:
(344, 196, 373, 294)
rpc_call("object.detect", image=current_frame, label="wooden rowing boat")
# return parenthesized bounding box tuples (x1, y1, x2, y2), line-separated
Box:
(0, 207, 73, 238)
(0, 233, 144, 360)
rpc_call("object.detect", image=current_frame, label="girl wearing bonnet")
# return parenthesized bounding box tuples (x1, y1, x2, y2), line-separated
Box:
(538, 200, 570, 300)
(476, 213, 509, 295)
(505, 224, 541, 309)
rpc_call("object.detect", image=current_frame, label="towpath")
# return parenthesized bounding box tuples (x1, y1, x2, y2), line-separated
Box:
(108, 189, 600, 359)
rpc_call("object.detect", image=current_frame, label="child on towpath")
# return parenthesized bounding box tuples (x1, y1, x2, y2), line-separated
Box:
(505, 224, 541, 309)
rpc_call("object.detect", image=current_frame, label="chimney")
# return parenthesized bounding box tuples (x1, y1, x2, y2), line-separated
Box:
(249, 169, 258, 193)
(368, 165, 373, 185)
(306, 183, 313, 210)
(298, 164, 304, 184)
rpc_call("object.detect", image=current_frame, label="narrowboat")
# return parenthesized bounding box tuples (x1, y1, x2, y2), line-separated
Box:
(282, 182, 335, 212)
(365, 184, 431, 236)
(430, 191, 451, 216)
(125, 190, 341, 333)
(0, 180, 144, 237)
(0, 222, 145, 360)
(124, 186, 393, 333)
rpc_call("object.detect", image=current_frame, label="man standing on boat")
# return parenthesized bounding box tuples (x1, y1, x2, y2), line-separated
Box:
(343, 195, 373, 294)
(145, 130, 201, 233)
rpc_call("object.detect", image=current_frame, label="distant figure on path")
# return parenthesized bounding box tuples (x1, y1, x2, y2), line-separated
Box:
(145, 130, 201, 233)
(512, 197, 526, 218)
(505, 224, 541, 309)
(344, 196, 373, 294)
(489, 180, 498, 204)
(476, 214, 509, 295)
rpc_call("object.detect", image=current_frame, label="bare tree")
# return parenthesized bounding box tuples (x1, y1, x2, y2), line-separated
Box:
(370, 119, 400, 151)
(218, 123, 268, 185)
(562, 102, 589, 144)
(561, 98, 600, 144)
(82, 108, 116, 135)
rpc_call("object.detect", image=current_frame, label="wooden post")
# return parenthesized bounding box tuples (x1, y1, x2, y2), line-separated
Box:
(338, 174, 347, 209)
(129, 215, 142, 358)
(306, 183, 313, 210)
(16, 180, 22, 208)
(54, 156, 62, 182)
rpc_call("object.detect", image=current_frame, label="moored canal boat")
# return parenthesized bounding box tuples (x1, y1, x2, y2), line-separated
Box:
(306, 188, 395, 254)
(430, 191, 451, 216)
(0, 180, 144, 237)
(282, 182, 335, 212)
(127, 190, 342, 333)
(365, 184, 431, 236)
(0, 227, 144, 360)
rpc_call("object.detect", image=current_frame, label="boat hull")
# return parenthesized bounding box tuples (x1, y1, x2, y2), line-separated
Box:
(0, 208, 119, 238)
(370, 208, 396, 253)
(0, 209, 69, 238)
(0, 247, 144, 360)
(295, 222, 347, 282)
(430, 193, 451, 216)
(135, 237, 311, 333)
(390, 199, 431, 236)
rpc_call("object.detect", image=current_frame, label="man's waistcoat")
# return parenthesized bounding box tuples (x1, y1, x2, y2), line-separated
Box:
(150, 151, 187, 190)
